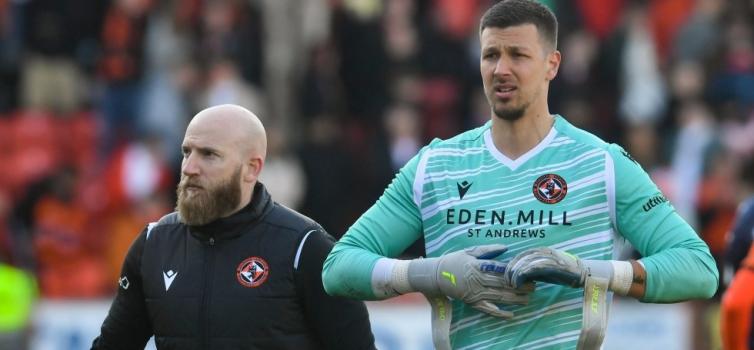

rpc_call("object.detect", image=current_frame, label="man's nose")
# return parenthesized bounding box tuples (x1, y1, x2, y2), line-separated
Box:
(494, 57, 512, 77)
(182, 154, 200, 176)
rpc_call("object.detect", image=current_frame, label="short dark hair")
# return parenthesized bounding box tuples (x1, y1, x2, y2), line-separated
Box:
(480, 0, 558, 50)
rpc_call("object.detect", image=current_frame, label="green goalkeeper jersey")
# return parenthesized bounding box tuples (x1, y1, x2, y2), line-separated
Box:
(323, 116, 717, 349)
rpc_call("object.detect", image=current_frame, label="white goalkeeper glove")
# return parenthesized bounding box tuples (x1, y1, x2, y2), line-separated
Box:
(504, 247, 634, 295)
(373, 244, 534, 318)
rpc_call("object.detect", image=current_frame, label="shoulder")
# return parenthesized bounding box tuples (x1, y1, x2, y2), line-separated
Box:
(553, 115, 612, 151)
(424, 122, 489, 152)
(553, 115, 636, 163)
(265, 207, 334, 270)
(264, 203, 322, 235)
(143, 212, 183, 240)
(157, 212, 181, 226)
(410, 123, 490, 169)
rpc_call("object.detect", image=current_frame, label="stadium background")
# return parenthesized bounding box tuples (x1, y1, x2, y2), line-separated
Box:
(0, 0, 753, 349)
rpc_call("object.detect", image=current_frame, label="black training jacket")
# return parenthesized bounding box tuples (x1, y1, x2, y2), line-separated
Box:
(91, 183, 376, 350)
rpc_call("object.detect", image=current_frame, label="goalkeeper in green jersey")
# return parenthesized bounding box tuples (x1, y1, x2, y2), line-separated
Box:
(322, 0, 719, 349)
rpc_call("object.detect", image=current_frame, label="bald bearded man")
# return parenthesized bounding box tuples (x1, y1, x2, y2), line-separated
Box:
(92, 105, 376, 350)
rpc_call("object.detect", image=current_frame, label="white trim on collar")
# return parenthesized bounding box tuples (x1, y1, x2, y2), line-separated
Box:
(483, 125, 557, 171)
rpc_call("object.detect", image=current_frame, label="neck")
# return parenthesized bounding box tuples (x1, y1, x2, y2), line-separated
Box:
(490, 108, 554, 160)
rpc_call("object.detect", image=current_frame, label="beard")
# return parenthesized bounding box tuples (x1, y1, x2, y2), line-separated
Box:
(489, 82, 540, 122)
(176, 166, 242, 226)
(492, 100, 530, 121)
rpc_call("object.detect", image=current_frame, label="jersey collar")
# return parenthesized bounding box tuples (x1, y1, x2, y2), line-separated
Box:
(483, 116, 559, 171)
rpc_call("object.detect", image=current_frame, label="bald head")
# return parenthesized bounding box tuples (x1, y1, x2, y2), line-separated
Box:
(179, 105, 267, 220)
(188, 104, 267, 162)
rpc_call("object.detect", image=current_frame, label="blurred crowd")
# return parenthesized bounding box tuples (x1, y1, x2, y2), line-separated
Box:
(0, 0, 752, 320)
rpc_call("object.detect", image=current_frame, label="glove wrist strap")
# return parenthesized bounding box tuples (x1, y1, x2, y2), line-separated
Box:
(406, 258, 442, 294)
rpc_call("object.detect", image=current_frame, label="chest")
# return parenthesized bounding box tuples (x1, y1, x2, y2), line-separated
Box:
(419, 149, 613, 256)
(139, 231, 305, 336)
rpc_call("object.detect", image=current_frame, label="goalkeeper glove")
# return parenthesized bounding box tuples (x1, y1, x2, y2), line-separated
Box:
(504, 247, 634, 295)
(373, 244, 534, 318)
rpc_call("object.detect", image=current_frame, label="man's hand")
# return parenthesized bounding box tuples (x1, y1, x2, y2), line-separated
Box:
(505, 247, 586, 288)
(504, 247, 634, 296)
(406, 244, 534, 318)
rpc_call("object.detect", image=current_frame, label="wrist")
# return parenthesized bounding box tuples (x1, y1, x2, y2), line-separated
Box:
(629, 260, 646, 284)
(627, 259, 647, 298)
(392, 259, 413, 294)
(609, 261, 633, 296)
(371, 257, 446, 298)
(371, 258, 414, 298)
(406, 257, 442, 295)
(582, 260, 633, 296)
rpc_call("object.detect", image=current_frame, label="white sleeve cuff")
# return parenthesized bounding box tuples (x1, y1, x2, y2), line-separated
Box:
(371, 258, 412, 298)
(610, 260, 633, 296)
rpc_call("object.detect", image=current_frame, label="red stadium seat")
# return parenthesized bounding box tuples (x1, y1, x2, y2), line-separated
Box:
(62, 110, 102, 171)
(10, 110, 59, 150)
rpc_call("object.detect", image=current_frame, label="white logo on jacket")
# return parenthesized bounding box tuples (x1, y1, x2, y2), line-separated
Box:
(119, 276, 130, 290)
(163, 270, 178, 291)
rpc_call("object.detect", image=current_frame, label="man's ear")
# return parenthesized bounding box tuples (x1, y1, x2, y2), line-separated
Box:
(244, 157, 264, 182)
(546, 50, 561, 81)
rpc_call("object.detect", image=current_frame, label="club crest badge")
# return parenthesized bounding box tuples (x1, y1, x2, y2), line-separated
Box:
(236, 257, 269, 288)
(532, 174, 568, 204)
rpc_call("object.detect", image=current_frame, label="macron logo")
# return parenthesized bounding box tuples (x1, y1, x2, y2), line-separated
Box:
(457, 181, 472, 200)
(163, 270, 178, 291)
(118, 276, 130, 290)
